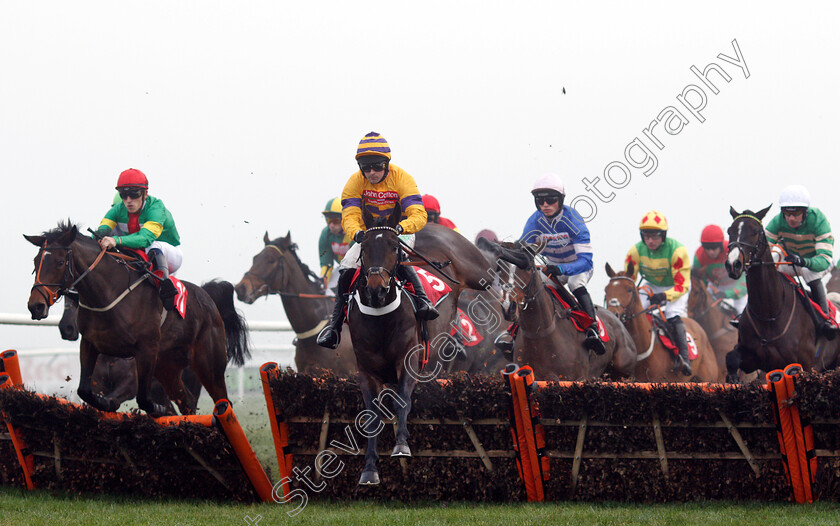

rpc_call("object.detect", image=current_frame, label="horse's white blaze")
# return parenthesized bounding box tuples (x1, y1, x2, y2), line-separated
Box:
(375, 233, 383, 241)
(608, 298, 621, 307)
(728, 246, 741, 266)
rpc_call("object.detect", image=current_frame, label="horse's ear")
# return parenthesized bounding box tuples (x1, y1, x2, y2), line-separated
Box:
(498, 245, 531, 270)
(263, 232, 271, 245)
(625, 260, 635, 277)
(729, 206, 740, 219)
(283, 231, 292, 244)
(756, 204, 772, 221)
(58, 225, 77, 246)
(606, 262, 616, 278)
(388, 202, 402, 229)
(24, 234, 45, 246)
(362, 206, 374, 229)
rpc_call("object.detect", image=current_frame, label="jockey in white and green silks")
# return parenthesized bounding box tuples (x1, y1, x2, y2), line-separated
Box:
(765, 185, 838, 339)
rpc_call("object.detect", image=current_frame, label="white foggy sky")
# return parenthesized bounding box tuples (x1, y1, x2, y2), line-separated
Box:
(2, 1, 839, 352)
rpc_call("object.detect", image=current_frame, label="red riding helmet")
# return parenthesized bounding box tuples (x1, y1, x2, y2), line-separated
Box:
(422, 194, 441, 214)
(700, 224, 724, 244)
(115, 168, 149, 189)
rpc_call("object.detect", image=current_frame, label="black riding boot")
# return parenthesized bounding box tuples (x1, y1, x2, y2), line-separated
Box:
(494, 323, 519, 362)
(573, 287, 606, 355)
(399, 264, 439, 321)
(668, 315, 693, 376)
(317, 269, 353, 349)
(808, 279, 838, 340)
(149, 248, 177, 311)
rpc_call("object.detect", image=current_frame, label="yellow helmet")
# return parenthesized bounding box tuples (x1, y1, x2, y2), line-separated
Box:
(322, 197, 342, 218)
(639, 210, 669, 241)
(640, 210, 668, 231)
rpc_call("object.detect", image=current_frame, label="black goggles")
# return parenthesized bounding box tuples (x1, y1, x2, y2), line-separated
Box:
(118, 188, 144, 200)
(359, 161, 388, 173)
(535, 196, 559, 206)
(782, 207, 806, 216)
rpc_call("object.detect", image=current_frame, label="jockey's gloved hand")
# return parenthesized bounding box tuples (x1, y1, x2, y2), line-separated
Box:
(395, 224, 404, 235)
(353, 231, 365, 243)
(545, 264, 564, 277)
(649, 292, 667, 305)
(785, 253, 807, 267)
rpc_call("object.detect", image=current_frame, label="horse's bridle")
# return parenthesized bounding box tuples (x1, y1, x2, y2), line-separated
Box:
(605, 275, 642, 324)
(517, 260, 544, 312)
(728, 214, 775, 270)
(31, 243, 75, 306)
(31, 241, 107, 306)
(243, 243, 287, 297)
(360, 226, 401, 295)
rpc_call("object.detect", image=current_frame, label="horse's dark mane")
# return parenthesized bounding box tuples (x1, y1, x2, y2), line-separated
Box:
(268, 235, 320, 286)
(41, 220, 92, 245)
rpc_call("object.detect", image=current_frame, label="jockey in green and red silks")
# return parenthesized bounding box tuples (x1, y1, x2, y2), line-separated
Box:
(317, 132, 439, 350)
(96, 168, 181, 311)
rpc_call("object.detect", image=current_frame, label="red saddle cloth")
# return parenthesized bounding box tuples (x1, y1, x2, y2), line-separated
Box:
(449, 308, 484, 347)
(402, 267, 452, 307)
(646, 314, 699, 360)
(781, 274, 840, 329)
(545, 286, 611, 342)
(119, 248, 188, 319)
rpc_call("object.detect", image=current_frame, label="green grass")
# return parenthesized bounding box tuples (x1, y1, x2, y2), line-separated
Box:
(1, 490, 838, 525)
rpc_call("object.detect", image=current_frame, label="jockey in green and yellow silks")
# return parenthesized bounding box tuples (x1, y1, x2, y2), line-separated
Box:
(625, 210, 693, 376)
(96, 168, 181, 311)
(319, 197, 352, 294)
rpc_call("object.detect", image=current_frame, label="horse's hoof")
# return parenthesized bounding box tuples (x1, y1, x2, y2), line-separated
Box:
(391, 444, 412, 457)
(359, 470, 380, 485)
(725, 374, 740, 384)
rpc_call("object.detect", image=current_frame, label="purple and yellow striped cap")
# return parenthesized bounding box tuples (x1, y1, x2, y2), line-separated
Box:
(355, 132, 392, 160)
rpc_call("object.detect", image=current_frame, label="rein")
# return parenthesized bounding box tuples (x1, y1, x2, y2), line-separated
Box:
(397, 236, 461, 285)
(31, 242, 109, 306)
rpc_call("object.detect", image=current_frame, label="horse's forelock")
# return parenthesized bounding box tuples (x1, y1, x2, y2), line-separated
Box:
(42, 221, 79, 244)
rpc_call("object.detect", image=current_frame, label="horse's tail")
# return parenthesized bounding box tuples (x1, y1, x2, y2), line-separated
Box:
(202, 279, 251, 367)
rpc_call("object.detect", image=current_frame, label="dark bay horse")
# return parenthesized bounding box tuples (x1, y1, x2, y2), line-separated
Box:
(828, 267, 840, 295)
(26, 222, 249, 415)
(449, 289, 508, 375)
(412, 223, 511, 374)
(234, 232, 356, 376)
(724, 206, 840, 379)
(605, 262, 719, 382)
(484, 242, 637, 381)
(347, 204, 446, 485)
(687, 275, 737, 382)
(58, 294, 203, 411)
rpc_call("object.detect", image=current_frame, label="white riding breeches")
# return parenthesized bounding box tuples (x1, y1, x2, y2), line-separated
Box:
(147, 241, 183, 275)
(639, 280, 688, 318)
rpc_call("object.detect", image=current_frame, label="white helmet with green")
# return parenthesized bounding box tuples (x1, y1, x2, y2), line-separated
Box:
(779, 185, 811, 209)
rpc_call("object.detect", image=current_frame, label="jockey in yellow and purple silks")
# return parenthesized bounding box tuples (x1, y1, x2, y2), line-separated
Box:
(625, 210, 693, 376)
(316, 132, 438, 350)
